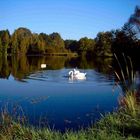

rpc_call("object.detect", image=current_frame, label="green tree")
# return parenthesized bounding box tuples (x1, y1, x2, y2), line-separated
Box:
(128, 6, 140, 33)
(11, 27, 32, 54)
(112, 25, 137, 55)
(78, 37, 95, 56)
(112, 6, 140, 56)
(94, 31, 114, 57)
(0, 30, 10, 54)
(37, 37, 45, 53)
(38, 33, 52, 53)
(0, 38, 2, 53)
(19, 37, 29, 54)
(34, 32, 66, 54)
(49, 32, 65, 52)
(65, 40, 78, 52)
(11, 32, 18, 54)
(28, 33, 38, 54)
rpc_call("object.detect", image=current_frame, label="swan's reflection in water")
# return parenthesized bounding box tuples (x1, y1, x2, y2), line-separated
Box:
(68, 76, 86, 83)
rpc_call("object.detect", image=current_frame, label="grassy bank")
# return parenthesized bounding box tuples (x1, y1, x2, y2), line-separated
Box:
(0, 103, 140, 140)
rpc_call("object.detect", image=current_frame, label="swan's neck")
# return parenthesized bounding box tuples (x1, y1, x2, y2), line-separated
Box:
(69, 71, 73, 77)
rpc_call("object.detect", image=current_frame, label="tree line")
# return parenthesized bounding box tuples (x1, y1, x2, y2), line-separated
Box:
(66, 6, 140, 57)
(0, 28, 66, 55)
(0, 6, 140, 57)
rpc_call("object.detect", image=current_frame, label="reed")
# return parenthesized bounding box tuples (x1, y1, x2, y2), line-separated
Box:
(114, 54, 139, 116)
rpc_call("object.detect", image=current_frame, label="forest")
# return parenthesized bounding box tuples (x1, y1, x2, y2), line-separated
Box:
(0, 6, 140, 57)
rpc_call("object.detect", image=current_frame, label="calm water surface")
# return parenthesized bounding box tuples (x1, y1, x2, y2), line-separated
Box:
(0, 56, 121, 131)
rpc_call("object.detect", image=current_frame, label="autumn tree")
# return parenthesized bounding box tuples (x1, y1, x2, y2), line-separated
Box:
(11, 27, 32, 54)
(11, 32, 18, 54)
(0, 30, 10, 54)
(49, 32, 65, 52)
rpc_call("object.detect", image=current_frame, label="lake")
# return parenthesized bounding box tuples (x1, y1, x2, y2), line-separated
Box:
(0, 55, 122, 131)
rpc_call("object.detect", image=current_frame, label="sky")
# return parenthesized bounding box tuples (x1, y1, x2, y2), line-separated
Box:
(0, 0, 140, 40)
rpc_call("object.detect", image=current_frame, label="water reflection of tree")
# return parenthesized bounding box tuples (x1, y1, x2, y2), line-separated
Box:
(0, 56, 68, 81)
(45, 57, 66, 70)
(11, 55, 29, 80)
(89, 57, 114, 82)
(66, 56, 113, 73)
(65, 56, 95, 69)
(92, 57, 113, 75)
(0, 55, 10, 79)
(0, 55, 121, 82)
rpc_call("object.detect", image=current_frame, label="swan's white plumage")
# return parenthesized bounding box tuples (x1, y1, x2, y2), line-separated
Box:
(41, 64, 46, 69)
(68, 69, 86, 80)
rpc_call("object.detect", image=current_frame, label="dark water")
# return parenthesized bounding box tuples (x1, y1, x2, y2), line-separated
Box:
(0, 56, 121, 131)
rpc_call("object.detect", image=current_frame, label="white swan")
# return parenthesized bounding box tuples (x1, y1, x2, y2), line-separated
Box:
(73, 69, 80, 75)
(68, 69, 86, 80)
(41, 64, 46, 69)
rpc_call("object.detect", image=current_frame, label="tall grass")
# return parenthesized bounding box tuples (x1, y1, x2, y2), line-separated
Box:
(0, 99, 140, 139)
(114, 54, 139, 116)
(0, 114, 137, 140)
(114, 54, 136, 93)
